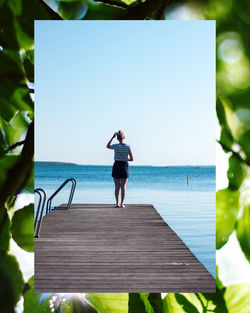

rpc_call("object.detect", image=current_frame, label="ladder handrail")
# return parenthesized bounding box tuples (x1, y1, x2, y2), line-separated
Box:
(34, 188, 46, 238)
(46, 178, 76, 214)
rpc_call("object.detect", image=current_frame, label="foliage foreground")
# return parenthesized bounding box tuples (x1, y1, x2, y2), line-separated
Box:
(0, 0, 250, 312)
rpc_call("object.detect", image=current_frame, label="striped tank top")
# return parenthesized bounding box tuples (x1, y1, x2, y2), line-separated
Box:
(109, 144, 131, 161)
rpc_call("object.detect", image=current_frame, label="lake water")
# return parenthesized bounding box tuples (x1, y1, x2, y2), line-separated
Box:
(35, 164, 215, 277)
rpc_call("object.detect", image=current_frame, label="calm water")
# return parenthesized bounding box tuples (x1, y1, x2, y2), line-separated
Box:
(35, 164, 215, 277)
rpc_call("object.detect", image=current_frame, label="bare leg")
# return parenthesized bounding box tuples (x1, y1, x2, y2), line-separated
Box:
(113, 178, 121, 207)
(120, 178, 128, 207)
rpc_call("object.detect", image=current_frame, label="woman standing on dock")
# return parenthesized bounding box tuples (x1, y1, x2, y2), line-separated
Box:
(107, 130, 134, 208)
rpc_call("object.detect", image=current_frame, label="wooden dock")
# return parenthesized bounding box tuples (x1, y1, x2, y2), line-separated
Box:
(35, 204, 215, 293)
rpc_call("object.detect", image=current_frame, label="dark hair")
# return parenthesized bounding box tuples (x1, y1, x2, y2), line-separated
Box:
(117, 130, 124, 140)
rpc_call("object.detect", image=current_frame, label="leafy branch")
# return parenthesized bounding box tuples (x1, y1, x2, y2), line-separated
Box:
(0, 121, 33, 213)
(217, 140, 250, 166)
(93, 0, 168, 19)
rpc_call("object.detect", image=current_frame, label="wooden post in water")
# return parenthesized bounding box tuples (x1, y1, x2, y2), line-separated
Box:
(187, 175, 189, 185)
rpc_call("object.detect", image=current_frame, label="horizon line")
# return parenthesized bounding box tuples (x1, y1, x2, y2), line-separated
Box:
(35, 160, 216, 167)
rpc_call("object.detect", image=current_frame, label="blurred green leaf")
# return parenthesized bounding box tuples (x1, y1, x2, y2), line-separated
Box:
(216, 188, 240, 249)
(0, 130, 7, 157)
(0, 4, 20, 49)
(238, 130, 250, 164)
(236, 205, 250, 262)
(0, 155, 19, 190)
(86, 293, 128, 313)
(129, 294, 147, 313)
(202, 288, 228, 313)
(1, 112, 29, 146)
(0, 251, 25, 312)
(0, 210, 11, 252)
(220, 126, 234, 151)
(11, 204, 34, 252)
(147, 294, 164, 313)
(216, 265, 224, 290)
(57, 0, 88, 19)
(68, 296, 98, 313)
(163, 293, 185, 313)
(216, 97, 227, 126)
(174, 294, 199, 313)
(224, 283, 250, 313)
(227, 155, 245, 190)
(23, 276, 51, 313)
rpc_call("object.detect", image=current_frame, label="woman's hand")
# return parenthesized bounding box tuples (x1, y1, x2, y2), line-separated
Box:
(107, 132, 117, 148)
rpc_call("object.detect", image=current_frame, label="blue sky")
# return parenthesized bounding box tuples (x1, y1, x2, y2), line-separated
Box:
(35, 21, 215, 166)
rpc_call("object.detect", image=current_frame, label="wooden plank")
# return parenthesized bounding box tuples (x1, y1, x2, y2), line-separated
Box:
(35, 203, 215, 293)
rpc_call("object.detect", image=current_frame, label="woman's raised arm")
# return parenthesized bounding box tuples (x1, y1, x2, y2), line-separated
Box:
(106, 133, 117, 148)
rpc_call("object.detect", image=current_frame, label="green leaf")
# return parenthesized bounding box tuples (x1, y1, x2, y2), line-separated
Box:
(147, 294, 164, 313)
(216, 97, 227, 126)
(0, 155, 19, 190)
(0, 209, 11, 252)
(57, 1, 88, 20)
(2, 111, 29, 146)
(0, 251, 25, 313)
(216, 188, 240, 249)
(129, 294, 147, 313)
(238, 130, 250, 164)
(202, 288, 228, 313)
(86, 293, 128, 313)
(23, 276, 51, 313)
(163, 294, 185, 313)
(174, 294, 199, 313)
(220, 126, 234, 151)
(236, 205, 250, 262)
(0, 4, 20, 49)
(224, 283, 250, 313)
(0, 130, 7, 157)
(216, 265, 224, 290)
(11, 204, 34, 252)
(227, 155, 245, 190)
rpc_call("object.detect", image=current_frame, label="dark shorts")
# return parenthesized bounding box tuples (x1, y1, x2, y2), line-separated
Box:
(112, 161, 129, 179)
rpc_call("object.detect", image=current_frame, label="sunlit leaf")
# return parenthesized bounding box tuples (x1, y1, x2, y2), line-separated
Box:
(11, 204, 34, 252)
(23, 276, 51, 313)
(57, 1, 88, 19)
(0, 251, 25, 312)
(175, 294, 199, 313)
(216, 188, 240, 249)
(1, 112, 29, 146)
(227, 155, 245, 190)
(236, 205, 250, 262)
(224, 283, 250, 313)
(163, 293, 185, 313)
(86, 293, 128, 313)
(216, 265, 224, 290)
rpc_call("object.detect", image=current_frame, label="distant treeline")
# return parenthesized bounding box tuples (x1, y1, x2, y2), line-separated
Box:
(35, 161, 80, 166)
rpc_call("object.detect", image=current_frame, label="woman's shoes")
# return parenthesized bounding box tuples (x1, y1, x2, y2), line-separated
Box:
(115, 204, 121, 208)
(120, 204, 125, 208)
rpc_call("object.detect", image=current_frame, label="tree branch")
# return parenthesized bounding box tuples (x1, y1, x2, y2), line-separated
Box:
(217, 140, 250, 166)
(93, 0, 129, 10)
(6, 140, 25, 153)
(0, 121, 34, 211)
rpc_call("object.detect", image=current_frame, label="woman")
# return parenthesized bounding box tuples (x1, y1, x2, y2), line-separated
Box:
(107, 130, 134, 207)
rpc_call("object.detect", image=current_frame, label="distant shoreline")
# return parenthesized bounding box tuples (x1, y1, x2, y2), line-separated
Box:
(35, 161, 215, 167)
